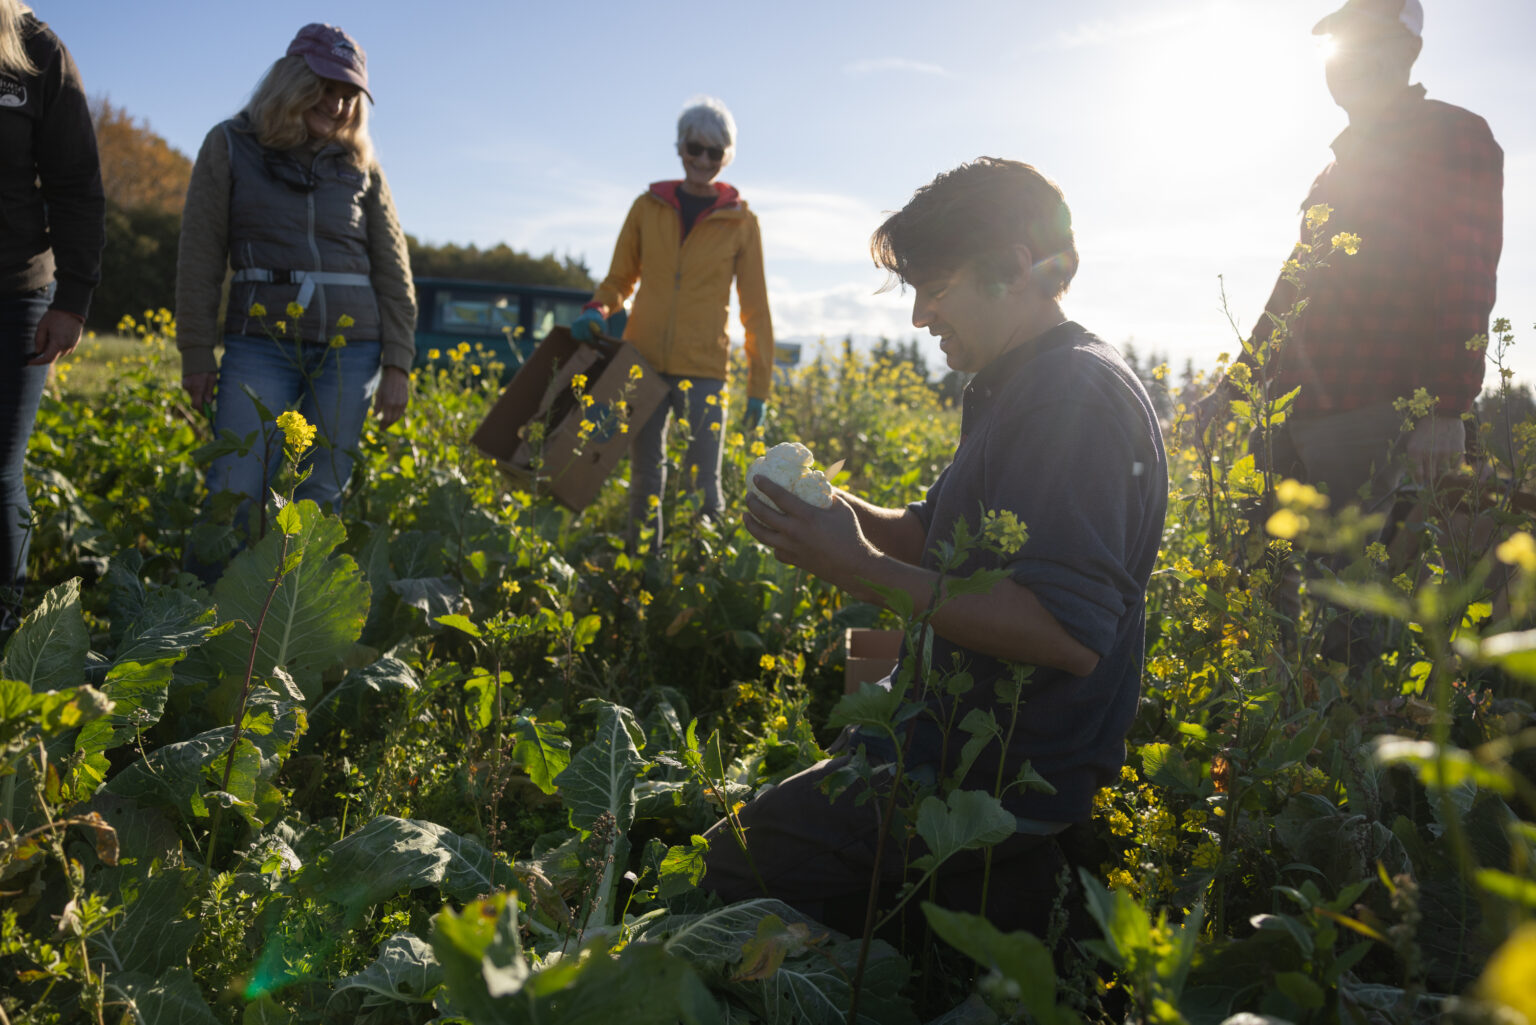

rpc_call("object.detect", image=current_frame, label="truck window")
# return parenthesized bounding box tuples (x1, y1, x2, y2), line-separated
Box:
(435, 290, 522, 337)
(530, 296, 587, 340)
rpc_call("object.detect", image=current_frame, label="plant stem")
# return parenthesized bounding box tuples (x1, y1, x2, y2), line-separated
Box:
(207, 531, 291, 872)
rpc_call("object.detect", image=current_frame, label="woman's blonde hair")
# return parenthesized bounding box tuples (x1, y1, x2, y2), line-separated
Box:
(242, 54, 373, 168)
(0, 0, 38, 77)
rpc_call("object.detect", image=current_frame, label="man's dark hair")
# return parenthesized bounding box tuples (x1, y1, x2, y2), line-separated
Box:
(871, 157, 1079, 299)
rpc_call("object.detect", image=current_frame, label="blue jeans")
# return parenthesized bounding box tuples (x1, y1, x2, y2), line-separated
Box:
(208, 334, 381, 527)
(1, 287, 52, 610)
(628, 374, 726, 547)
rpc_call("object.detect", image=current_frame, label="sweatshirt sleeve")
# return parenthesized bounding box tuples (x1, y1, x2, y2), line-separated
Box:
(590, 198, 644, 315)
(364, 164, 417, 371)
(32, 29, 105, 319)
(736, 210, 774, 400)
(174, 125, 233, 377)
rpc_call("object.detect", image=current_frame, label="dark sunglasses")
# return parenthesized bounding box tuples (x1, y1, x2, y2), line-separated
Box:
(685, 141, 725, 162)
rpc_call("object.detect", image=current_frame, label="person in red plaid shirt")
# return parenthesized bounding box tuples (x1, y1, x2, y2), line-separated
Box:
(1200, 0, 1503, 503)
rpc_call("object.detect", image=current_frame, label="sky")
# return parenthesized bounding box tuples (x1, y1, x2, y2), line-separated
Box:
(44, 0, 1536, 387)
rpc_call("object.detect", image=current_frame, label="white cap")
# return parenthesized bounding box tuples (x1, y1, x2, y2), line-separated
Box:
(1313, 0, 1423, 39)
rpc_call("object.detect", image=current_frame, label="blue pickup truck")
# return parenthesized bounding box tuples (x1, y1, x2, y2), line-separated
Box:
(413, 277, 618, 377)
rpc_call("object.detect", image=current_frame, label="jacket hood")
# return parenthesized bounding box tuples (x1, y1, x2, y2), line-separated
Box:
(648, 180, 743, 216)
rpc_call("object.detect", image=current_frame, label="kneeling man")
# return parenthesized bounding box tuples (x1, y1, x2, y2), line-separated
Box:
(708, 158, 1167, 939)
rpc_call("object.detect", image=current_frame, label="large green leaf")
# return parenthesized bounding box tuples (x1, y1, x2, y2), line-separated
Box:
(107, 967, 220, 1024)
(734, 936, 917, 1025)
(101, 698, 305, 825)
(656, 898, 819, 976)
(89, 868, 201, 977)
(512, 714, 570, 796)
(73, 654, 183, 792)
(306, 815, 515, 916)
(430, 892, 531, 1025)
(922, 903, 1079, 1025)
(389, 576, 464, 627)
(311, 656, 420, 724)
(431, 894, 714, 1025)
(331, 932, 444, 1007)
(554, 700, 647, 832)
(110, 582, 218, 668)
(911, 789, 1016, 872)
(0, 577, 90, 690)
(207, 499, 369, 698)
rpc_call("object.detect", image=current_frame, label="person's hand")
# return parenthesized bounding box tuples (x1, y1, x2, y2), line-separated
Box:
(375, 366, 410, 427)
(27, 310, 85, 365)
(183, 372, 218, 411)
(744, 475, 874, 591)
(742, 397, 766, 431)
(571, 308, 606, 342)
(1405, 413, 1466, 488)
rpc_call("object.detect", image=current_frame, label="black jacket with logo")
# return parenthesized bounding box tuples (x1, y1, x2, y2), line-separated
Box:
(0, 14, 104, 317)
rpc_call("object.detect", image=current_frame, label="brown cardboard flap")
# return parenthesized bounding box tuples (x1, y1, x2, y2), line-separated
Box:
(470, 327, 669, 511)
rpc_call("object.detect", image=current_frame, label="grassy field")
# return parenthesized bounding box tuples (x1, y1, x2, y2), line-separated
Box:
(55, 326, 183, 396)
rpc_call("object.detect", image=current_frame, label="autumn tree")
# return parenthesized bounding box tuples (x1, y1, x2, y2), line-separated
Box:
(90, 97, 192, 214)
(84, 98, 191, 330)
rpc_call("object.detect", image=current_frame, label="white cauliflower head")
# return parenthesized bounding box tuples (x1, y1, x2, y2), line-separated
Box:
(748, 442, 835, 512)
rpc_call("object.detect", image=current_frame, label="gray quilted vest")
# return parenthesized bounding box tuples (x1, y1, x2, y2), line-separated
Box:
(220, 116, 382, 344)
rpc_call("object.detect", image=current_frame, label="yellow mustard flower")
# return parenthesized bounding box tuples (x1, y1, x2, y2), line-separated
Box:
(336, 313, 355, 328)
(628, 364, 643, 381)
(248, 302, 268, 318)
(329, 334, 347, 348)
(772, 715, 789, 731)
(286, 301, 305, 319)
(705, 393, 718, 406)
(760, 654, 776, 671)
(677, 379, 693, 393)
(580, 394, 595, 408)
(1304, 203, 1332, 230)
(750, 440, 766, 458)
(428, 348, 441, 360)
(275, 409, 316, 453)
(570, 373, 588, 391)
(1331, 232, 1362, 256)
(1496, 532, 1536, 573)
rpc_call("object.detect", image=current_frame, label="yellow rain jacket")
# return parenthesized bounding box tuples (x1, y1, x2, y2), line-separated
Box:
(590, 181, 774, 400)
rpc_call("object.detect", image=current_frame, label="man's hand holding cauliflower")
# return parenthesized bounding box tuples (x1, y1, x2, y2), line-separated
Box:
(743, 442, 883, 597)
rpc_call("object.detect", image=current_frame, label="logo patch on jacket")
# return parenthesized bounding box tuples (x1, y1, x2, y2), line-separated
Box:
(0, 76, 26, 108)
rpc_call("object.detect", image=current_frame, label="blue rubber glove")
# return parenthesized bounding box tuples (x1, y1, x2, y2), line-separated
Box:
(571, 308, 606, 341)
(742, 397, 766, 431)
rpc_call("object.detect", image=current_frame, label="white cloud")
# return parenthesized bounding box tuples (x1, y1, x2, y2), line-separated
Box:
(1046, 7, 1199, 50)
(760, 279, 915, 345)
(750, 186, 890, 264)
(842, 56, 950, 77)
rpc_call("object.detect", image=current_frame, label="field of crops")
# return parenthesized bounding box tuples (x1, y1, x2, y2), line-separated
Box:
(2, 312, 1533, 1024)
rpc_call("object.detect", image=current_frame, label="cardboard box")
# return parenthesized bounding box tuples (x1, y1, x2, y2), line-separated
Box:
(470, 327, 669, 511)
(844, 628, 903, 694)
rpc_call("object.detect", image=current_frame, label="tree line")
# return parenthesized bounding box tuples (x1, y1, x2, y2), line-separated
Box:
(87, 98, 593, 334)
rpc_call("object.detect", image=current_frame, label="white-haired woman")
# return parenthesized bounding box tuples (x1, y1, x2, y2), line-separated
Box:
(0, 0, 104, 628)
(175, 23, 415, 555)
(573, 96, 774, 547)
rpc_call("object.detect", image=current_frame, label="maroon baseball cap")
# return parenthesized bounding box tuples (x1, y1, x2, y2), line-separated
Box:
(286, 23, 372, 100)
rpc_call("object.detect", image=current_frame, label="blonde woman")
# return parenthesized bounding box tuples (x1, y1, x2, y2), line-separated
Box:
(0, 0, 104, 628)
(175, 23, 415, 546)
